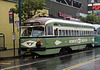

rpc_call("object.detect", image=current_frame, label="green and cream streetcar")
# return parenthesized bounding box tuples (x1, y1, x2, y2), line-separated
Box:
(21, 17, 94, 55)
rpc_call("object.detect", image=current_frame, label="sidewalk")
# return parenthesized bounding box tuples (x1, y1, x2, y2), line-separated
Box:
(0, 49, 19, 59)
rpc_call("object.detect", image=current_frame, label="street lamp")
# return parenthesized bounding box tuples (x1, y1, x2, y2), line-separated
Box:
(91, 0, 94, 15)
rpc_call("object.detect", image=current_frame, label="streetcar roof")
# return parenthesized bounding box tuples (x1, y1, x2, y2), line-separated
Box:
(93, 24, 100, 30)
(23, 17, 93, 27)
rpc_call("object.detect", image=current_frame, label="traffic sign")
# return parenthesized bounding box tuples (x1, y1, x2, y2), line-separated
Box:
(9, 11, 14, 23)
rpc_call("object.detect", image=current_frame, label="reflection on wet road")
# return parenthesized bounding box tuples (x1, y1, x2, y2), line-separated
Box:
(1, 48, 100, 70)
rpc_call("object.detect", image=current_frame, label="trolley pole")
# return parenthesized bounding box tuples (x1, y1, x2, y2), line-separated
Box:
(18, 0, 22, 56)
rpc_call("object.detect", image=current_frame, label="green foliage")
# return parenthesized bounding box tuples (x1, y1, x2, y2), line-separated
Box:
(10, 0, 45, 21)
(78, 15, 99, 24)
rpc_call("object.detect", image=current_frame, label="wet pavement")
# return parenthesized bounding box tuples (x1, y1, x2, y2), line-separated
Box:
(0, 48, 100, 70)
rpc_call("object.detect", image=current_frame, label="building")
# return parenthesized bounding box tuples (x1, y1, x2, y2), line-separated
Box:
(0, 0, 88, 50)
(0, 0, 49, 50)
(88, 0, 100, 16)
(88, 0, 100, 3)
(45, 0, 88, 19)
(0, 0, 19, 49)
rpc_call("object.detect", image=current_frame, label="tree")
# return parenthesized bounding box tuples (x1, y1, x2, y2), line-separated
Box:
(10, 0, 45, 21)
(78, 14, 99, 24)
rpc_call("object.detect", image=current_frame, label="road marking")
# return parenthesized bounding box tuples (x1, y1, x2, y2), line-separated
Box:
(63, 57, 100, 70)
(0, 63, 11, 65)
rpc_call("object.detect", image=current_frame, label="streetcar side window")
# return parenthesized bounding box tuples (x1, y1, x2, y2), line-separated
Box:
(62, 30, 65, 36)
(66, 30, 68, 36)
(46, 26, 53, 35)
(54, 28, 58, 36)
(59, 30, 61, 36)
(69, 30, 71, 36)
(98, 30, 100, 35)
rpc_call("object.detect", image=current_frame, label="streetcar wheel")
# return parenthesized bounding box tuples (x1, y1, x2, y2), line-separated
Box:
(31, 53, 39, 59)
(59, 47, 72, 54)
(85, 44, 93, 50)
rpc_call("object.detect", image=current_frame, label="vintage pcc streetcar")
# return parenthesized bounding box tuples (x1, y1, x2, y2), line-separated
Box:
(21, 17, 94, 55)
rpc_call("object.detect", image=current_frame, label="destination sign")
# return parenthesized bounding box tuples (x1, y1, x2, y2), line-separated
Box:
(24, 22, 40, 26)
(51, 0, 82, 9)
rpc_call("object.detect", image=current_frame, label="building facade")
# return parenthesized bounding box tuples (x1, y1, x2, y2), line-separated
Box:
(0, 0, 19, 49)
(88, 0, 100, 16)
(45, 0, 88, 19)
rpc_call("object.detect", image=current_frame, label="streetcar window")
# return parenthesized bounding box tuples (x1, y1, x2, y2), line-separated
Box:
(74, 30, 76, 36)
(62, 30, 65, 36)
(59, 30, 61, 36)
(46, 26, 53, 35)
(79, 31, 81, 36)
(98, 30, 100, 35)
(72, 30, 73, 36)
(54, 28, 58, 36)
(84, 31, 85, 36)
(54, 23, 58, 26)
(22, 28, 32, 37)
(31, 27, 44, 36)
(66, 30, 68, 36)
(82, 31, 84, 36)
(77, 30, 78, 36)
(69, 30, 71, 36)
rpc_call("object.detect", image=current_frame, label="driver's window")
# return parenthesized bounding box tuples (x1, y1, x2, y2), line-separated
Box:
(31, 27, 44, 36)
(22, 28, 32, 37)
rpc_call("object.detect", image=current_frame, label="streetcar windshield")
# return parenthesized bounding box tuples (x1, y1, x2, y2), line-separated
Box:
(21, 27, 44, 37)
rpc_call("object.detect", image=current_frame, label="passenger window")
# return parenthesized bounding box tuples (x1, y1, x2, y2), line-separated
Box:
(46, 26, 53, 35)
(69, 30, 71, 36)
(74, 30, 76, 36)
(66, 30, 68, 36)
(72, 30, 74, 36)
(98, 30, 100, 35)
(59, 30, 61, 36)
(62, 30, 65, 36)
(77, 30, 78, 36)
(54, 28, 58, 36)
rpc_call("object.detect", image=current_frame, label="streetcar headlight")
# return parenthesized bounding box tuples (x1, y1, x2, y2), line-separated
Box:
(27, 42, 33, 46)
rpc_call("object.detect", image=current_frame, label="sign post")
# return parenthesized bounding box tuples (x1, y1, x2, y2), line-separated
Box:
(9, 11, 15, 57)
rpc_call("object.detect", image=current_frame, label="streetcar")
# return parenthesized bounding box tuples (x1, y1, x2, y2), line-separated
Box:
(93, 24, 100, 47)
(21, 17, 94, 56)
